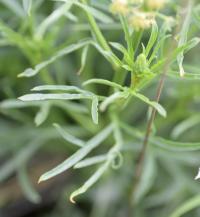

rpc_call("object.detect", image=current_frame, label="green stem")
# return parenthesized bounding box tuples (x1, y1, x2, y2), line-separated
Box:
(80, 0, 111, 52)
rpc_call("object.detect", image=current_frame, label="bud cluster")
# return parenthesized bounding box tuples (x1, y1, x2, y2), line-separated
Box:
(110, 0, 167, 30)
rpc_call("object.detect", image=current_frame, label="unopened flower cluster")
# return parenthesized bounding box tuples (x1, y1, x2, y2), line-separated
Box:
(110, 0, 167, 30)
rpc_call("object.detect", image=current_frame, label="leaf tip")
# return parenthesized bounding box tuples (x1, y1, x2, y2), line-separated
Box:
(38, 177, 43, 184)
(179, 64, 185, 77)
(70, 195, 76, 204)
(195, 168, 200, 180)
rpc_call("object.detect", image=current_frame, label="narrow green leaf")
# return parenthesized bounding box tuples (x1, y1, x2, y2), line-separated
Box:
(83, 78, 124, 90)
(145, 23, 158, 57)
(134, 152, 156, 203)
(74, 155, 107, 169)
(0, 140, 43, 182)
(100, 92, 127, 112)
(18, 166, 41, 204)
(18, 39, 92, 77)
(91, 41, 122, 67)
(109, 41, 133, 66)
(19, 93, 92, 101)
(169, 195, 200, 217)
(148, 34, 170, 64)
(22, 0, 32, 16)
(91, 97, 99, 124)
(32, 85, 89, 94)
(177, 1, 193, 77)
(0, 0, 25, 17)
(70, 161, 109, 203)
(38, 125, 113, 182)
(36, 1, 74, 38)
(195, 168, 200, 180)
(74, 2, 113, 24)
(34, 102, 50, 126)
(172, 115, 200, 139)
(0, 99, 41, 109)
(53, 123, 85, 147)
(131, 92, 167, 118)
(64, 12, 78, 22)
(169, 71, 200, 80)
(151, 137, 200, 151)
(78, 45, 89, 74)
(119, 15, 134, 58)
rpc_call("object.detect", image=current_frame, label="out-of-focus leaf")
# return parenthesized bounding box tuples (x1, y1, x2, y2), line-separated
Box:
(34, 102, 50, 126)
(17, 166, 41, 204)
(36, 1, 74, 38)
(169, 195, 200, 217)
(172, 115, 200, 139)
(74, 2, 113, 24)
(134, 152, 156, 203)
(145, 23, 158, 57)
(22, 0, 32, 16)
(176, 1, 193, 77)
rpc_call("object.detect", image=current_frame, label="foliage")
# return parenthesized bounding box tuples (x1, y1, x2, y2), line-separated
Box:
(0, 0, 200, 217)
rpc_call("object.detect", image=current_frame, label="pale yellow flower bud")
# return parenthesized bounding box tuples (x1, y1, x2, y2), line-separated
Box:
(129, 10, 155, 31)
(146, 0, 166, 10)
(110, 0, 129, 15)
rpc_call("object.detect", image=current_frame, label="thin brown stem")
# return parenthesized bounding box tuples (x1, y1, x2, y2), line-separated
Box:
(128, 0, 193, 215)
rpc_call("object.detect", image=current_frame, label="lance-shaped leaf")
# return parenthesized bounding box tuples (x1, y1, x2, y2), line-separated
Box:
(172, 114, 200, 139)
(131, 92, 167, 118)
(34, 102, 50, 126)
(19, 93, 92, 101)
(17, 166, 41, 204)
(53, 123, 85, 147)
(36, 1, 74, 38)
(74, 2, 113, 24)
(150, 137, 200, 152)
(145, 23, 158, 57)
(83, 78, 124, 91)
(78, 45, 89, 74)
(169, 195, 200, 217)
(38, 125, 113, 182)
(18, 39, 92, 77)
(74, 154, 107, 169)
(100, 92, 128, 112)
(91, 97, 99, 124)
(70, 161, 110, 203)
(32, 85, 90, 94)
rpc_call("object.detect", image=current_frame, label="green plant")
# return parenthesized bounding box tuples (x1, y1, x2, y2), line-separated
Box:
(1, 0, 200, 216)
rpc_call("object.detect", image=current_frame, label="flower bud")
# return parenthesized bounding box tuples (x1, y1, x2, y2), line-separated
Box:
(129, 10, 155, 31)
(110, 0, 129, 15)
(146, 0, 166, 11)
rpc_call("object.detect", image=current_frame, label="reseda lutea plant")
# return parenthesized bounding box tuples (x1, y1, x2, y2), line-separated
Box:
(19, 0, 198, 201)
(1, 0, 200, 216)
